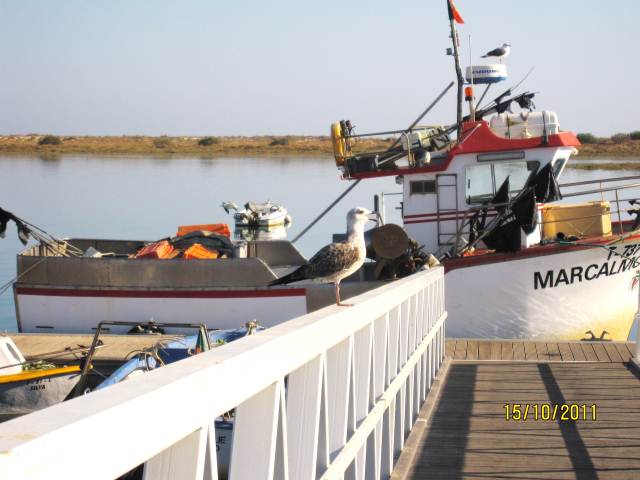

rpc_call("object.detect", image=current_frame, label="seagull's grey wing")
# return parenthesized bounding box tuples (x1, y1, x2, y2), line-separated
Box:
(302, 242, 361, 279)
(484, 47, 505, 57)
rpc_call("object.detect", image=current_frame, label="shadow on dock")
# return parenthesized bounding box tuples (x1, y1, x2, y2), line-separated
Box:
(392, 342, 640, 480)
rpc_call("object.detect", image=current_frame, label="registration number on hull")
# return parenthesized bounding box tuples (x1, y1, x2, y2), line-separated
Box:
(533, 243, 640, 290)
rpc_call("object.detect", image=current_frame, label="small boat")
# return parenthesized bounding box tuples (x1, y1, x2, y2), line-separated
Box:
(222, 200, 292, 227)
(80, 321, 262, 479)
(0, 336, 86, 421)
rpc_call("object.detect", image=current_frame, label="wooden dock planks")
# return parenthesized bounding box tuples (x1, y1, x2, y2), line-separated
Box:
(465, 340, 479, 361)
(444, 339, 636, 362)
(392, 361, 640, 480)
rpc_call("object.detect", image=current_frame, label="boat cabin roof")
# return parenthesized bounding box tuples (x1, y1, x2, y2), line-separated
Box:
(347, 121, 580, 180)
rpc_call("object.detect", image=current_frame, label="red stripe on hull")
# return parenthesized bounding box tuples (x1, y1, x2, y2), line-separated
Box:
(443, 233, 640, 272)
(15, 287, 307, 299)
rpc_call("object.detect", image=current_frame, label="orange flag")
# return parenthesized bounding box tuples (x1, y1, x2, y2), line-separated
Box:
(448, 0, 464, 24)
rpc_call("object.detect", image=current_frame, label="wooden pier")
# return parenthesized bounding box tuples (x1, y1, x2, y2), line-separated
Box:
(392, 339, 640, 480)
(446, 339, 636, 363)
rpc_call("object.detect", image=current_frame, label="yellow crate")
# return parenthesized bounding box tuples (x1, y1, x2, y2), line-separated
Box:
(541, 201, 611, 239)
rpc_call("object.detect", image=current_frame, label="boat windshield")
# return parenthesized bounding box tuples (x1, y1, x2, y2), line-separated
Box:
(465, 160, 539, 203)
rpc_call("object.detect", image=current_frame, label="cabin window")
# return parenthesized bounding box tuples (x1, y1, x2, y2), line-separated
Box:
(553, 157, 567, 178)
(494, 161, 538, 193)
(410, 180, 436, 195)
(465, 164, 494, 203)
(465, 161, 539, 203)
(477, 151, 526, 162)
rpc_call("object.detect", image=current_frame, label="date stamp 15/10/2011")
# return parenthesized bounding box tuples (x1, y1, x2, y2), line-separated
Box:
(504, 403, 597, 422)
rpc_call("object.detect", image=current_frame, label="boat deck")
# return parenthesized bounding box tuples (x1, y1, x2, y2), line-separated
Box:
(10, 333, 177, 363)
(392, 340, 640, 480)
(8, 333, 177, 383)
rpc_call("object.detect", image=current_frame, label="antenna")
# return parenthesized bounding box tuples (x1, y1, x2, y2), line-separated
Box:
(446, 0, 464, 138)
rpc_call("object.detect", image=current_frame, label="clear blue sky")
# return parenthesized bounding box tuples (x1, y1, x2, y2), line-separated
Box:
(1, 0, 638, 137)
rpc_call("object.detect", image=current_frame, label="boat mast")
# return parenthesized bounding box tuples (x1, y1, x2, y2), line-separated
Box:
(447, 0, 465, 138)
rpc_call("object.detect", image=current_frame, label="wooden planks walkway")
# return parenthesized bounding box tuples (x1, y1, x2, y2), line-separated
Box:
(446, 339, 637, 363)
(393, 357, 640, 480)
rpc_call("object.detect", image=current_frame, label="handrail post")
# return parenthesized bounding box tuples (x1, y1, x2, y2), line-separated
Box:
(614, 188, 623, 234)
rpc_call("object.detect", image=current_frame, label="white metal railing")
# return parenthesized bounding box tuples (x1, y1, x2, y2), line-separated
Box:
(0, 267, 446, 480)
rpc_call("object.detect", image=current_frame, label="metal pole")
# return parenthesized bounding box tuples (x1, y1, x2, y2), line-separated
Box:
(344, 128, 411, 139)
(73, 322, 105, 397)
(476, 84, 492, 110)
(468, 34, 475, 121)
(380, 193, 386, 225)
(373, 194, 380, 225)
(615, 188, 623, 233)
(560, 174, 640, 188)
(291, 179, 361, 244)
(448, 6, 464, 138)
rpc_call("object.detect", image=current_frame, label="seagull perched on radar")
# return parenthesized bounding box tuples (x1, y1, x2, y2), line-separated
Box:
(482, 43, 511, 62)
(269, 207, 376, 306)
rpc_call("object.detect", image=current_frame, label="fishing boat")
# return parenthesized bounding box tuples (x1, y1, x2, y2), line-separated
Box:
(326, 1, 640, 340)
(0, 336, 85, 420)
(5, 207, 390, 334)
(222, 200, 292, 227)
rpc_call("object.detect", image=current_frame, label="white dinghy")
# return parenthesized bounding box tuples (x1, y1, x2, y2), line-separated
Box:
(222, 200, 292, 227)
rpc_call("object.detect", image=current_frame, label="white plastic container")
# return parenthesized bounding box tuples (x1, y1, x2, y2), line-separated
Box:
(489, 111, 560, 139)
(401, 129, 431, 151)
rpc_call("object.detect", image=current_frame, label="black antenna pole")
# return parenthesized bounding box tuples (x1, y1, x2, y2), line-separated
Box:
(447, 0, 464, 138)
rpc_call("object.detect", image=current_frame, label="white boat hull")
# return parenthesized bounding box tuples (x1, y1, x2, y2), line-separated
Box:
(15, 288, 307, 334)
(445, 238, 640, 340)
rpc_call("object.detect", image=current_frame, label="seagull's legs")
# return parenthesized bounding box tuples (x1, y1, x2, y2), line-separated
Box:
(335, 282, 352, 307)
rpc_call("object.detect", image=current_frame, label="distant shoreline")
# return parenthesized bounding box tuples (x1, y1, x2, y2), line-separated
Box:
(0, 135, 391, 157)
(1, 135, 639, 166)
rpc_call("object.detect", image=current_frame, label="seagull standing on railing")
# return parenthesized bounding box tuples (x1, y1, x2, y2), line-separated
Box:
(482, 43, 511, 63)
(269, 207, 376, 306)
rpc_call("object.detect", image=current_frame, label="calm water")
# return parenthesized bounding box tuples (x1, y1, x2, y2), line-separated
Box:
(1, 155, 638, 338)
